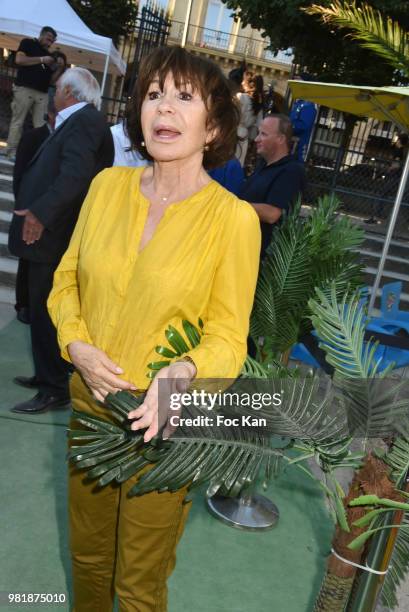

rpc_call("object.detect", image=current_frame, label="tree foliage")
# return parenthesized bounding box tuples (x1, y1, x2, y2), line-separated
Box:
(222, 0, 409, 84)
(67, 0, 138, 45)
(307, 1, 409, 78)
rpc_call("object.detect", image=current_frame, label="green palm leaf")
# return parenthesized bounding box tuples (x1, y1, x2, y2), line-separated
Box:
(310, 286, 385, 379)
(377, 434, 409, 606)
(306, 1, 409, 77)
(384, 437, 409, 488)
(380, 514, 409, 608)
(250, 221, 311, 350)
(312, 253, 363, 299)
(251, 194, 363, 355)
(70, 387, 285, 497)
(309, 286, 409, 439)
(147, 319, 203, 378)
(68, 369, 359, 496)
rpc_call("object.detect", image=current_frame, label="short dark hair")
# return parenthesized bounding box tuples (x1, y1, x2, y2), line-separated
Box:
(126, 46, 240, 169)
(265, 113, 293, 150)
(40, 26, 57, 39)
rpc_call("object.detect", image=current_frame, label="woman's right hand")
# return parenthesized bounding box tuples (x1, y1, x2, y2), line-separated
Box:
(67, 340, 137, 402)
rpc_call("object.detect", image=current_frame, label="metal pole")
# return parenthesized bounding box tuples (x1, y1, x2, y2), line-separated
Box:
(181, 0, 193, 48)
(369, 148, 409, 313)
(99, 52, 110, 111)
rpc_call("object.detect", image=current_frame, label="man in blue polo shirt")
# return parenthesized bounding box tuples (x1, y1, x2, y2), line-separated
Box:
(239, 113, 306, 257)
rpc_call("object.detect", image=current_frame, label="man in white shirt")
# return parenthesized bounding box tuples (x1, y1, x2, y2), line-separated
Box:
(110, 122, 147, 167)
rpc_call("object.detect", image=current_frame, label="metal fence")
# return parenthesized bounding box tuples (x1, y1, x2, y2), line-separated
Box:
(126, 5, 171, 97)
(101, 5, 171, 124)
(305, 107, 409, 226)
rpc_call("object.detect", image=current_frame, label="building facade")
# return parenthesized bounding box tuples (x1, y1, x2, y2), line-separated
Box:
(166, 0, 292, 95)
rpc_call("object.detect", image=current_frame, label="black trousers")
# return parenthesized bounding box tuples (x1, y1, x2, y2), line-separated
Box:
(27, 260, 70, 396)
(15, 258, 29, 311)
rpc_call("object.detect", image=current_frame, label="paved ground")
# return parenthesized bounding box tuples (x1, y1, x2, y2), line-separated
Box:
(0, 300, 14, 329)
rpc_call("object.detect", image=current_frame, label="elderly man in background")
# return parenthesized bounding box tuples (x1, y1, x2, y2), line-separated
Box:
(239, 113, 306, 257)
(3, 26, 64, 160)
(8, 67, 114, 414)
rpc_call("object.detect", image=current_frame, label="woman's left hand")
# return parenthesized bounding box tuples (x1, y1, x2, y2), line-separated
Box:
(128, 361, 197, 443)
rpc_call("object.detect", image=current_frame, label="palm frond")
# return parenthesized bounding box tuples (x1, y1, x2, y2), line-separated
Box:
(309, 286, 409, 438)
(251, 194, 363, 354)
(385, 437, 409, 489)
(306, 1, 409, 77)
(250, 220, 312, 350)
(365, 436, 409, 607)
(321, 215, 365, 255)
(147, 319, 203, 378)
(381, 514, 409, 609)
(265, 222, 312, 299)
(129, 427, 278, 498)
(68, 368, 358, 497)
(243, 354, 302, 379)
(310, 286, 378, 378)
(70, 389, 284, 497)
(313, 253, 363, 297)
(252, 374, 346, 443)
(68, 392, 150, 487)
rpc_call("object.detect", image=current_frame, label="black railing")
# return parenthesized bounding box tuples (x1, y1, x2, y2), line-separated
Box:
(127, 5, 171, 94)
(168, 20, 293, 65)
(303, 106, 408, 225)
(306, 143, 409, 224)
(101, 3, 171, 124)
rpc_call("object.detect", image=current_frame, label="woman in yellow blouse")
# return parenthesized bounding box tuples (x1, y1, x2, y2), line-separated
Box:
(48, 47, 261, 612)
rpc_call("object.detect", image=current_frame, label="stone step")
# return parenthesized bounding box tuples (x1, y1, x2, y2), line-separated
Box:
(365, 265, 409, 285)
(0, 210, 12, 233)
(0, 175, 13, 194)
(0, 159, 14, 175)
(0, 285, 14, 304)
(0, 232, 11, 258)
(0, 244, 10, 257)
(359, 251, 409, 277)
(362, 233, 409, 259)
(359, 248, 408, 265)
(0, 255, 18, 288)
(0, 199, 13, 213)
(0, 190, 14, 203)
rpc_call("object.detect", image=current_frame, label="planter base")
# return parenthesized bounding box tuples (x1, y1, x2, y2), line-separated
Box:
(207, 492, 279, 531)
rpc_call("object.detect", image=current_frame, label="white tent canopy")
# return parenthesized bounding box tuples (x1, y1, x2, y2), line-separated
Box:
(0, 0, 126, 80)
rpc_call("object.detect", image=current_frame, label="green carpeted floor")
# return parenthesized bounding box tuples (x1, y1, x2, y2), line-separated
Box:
(0, 318, 333, 612)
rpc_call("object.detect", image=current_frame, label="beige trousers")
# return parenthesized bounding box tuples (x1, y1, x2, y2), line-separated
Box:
(6, 85, 48, 155)
(69, 373, 192, 612)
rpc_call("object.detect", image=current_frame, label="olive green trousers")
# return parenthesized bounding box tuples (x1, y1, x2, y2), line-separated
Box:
(69, 373, 191, 612)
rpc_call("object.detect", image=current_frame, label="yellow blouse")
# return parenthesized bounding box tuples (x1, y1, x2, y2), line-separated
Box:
(47, 167, 261, 389)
